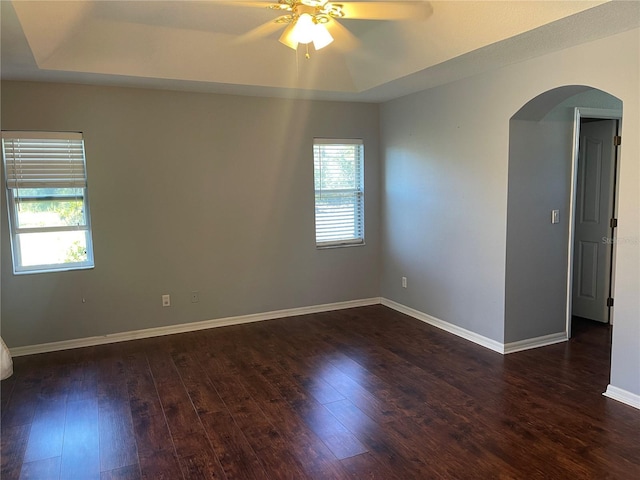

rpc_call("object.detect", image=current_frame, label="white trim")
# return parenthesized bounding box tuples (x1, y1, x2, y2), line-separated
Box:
(2, 131, 83, 140)
(381, 298, 504, 354)
(313, 138, 363, 145)
(566, 107, 580, 339)
(603, 385, 640, 410)
(503, 332, 568, 354)
(573, 108, 622, 120)
(9, 297, 382, 357)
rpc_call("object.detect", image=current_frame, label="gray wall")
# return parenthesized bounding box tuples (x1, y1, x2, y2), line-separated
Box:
(380, 28, 639, 395)
(0, 82, 381, 347)
(505, 118, 573, 342)
(505, 89, 622, 343)
(379, 78, 508, 343)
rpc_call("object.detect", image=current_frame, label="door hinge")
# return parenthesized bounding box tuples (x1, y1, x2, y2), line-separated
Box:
(610, 218, 618, 228)
(614, 135, 621, 146)
(606, 298, 614, 307)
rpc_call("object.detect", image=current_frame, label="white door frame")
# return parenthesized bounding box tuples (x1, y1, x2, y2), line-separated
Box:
(566, 107, 622, 338)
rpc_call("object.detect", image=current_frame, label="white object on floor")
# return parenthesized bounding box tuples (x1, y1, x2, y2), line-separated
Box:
(1, 336, 13, 380)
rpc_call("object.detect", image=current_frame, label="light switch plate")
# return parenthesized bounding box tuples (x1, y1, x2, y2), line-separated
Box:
(162, 294, 171, 307)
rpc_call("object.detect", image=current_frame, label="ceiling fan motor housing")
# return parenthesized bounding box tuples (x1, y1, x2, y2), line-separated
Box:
(271, 0, 344, 24)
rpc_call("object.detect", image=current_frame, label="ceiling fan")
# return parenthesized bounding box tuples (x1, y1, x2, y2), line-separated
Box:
(225, 0, 432, 55)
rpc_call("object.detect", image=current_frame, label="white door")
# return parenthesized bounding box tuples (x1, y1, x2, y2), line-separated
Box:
(572, 119, 617, 323)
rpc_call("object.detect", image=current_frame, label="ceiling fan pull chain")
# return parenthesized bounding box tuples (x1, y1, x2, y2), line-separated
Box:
(305, 43, 311, 59)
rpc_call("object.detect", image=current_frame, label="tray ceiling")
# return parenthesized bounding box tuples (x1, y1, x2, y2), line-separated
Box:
(2, 1, 639, 102)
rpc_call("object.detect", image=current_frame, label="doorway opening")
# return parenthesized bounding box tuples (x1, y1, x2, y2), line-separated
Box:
(569, 111, 621, 338)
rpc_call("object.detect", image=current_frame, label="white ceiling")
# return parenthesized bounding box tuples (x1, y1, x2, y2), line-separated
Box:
(1, 1, 639, 102)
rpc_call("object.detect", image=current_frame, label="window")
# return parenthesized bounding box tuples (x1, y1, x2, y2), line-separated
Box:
(2, 131, 94, 274)
(313, 138, 364, 247)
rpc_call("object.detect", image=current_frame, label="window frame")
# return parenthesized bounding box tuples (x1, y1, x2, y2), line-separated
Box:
(2, 131, 95, 274)
(313, 138, 365, 249)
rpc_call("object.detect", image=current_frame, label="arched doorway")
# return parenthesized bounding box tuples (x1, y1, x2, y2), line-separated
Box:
(504, 86, 622, 350)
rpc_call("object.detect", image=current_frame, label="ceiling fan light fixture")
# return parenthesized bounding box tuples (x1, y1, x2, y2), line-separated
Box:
(242, 0, 434, 55)
(280, 12, 333, 52)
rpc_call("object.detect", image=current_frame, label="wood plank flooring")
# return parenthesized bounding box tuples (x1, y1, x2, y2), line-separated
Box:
(1, 305, 639, 479)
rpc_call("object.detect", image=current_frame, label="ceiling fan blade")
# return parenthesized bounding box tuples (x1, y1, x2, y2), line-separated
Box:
(233, 16, 290, 44)
(337, 1, 432, 20)
(325, 18, 360, 52)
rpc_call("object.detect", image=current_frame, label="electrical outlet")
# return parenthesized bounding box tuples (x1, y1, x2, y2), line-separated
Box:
(551, 209, 560, 224)
(191, 291, 200, 303)
(162, 294, 171, 307)
(402, 276, 407, 288)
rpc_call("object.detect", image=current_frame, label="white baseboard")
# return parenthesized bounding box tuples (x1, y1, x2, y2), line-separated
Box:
(9, 297, 382, 357)
(8, 297, 573, 359)
(503, 332, 568, 354)
(603, 385, 640, 410)
(381, 298, 504, 354)
(382, 298, 571, 355)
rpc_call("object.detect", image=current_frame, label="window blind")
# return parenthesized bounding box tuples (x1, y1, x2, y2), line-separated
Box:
(2, 132, 87, 189)
(313, 139, 364, 246)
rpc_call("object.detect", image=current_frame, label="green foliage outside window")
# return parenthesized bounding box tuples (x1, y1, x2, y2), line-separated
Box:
(15, 188, 87, 262)
(17, 199, 84, 226)
(64, 240, 88, 262)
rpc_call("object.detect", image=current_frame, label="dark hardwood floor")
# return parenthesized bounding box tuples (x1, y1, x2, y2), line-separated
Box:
(1, 306, 638, 479)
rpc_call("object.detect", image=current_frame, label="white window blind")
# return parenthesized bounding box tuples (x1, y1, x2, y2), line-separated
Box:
(2, 131, 94, 274)
(313, 138, 364, 247)
(2, 132, 87, 189)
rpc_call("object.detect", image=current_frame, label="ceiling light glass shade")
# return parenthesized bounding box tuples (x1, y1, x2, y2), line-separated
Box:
(291, 13, 315, 44)
(279, 23, 298, 50)
(312, 23, 333, 50)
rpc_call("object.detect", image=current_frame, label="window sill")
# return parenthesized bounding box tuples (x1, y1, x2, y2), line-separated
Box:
(316, 241, 366, 250)
(14, 264, 95, 275)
